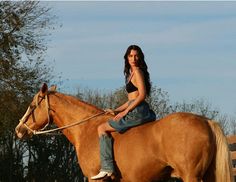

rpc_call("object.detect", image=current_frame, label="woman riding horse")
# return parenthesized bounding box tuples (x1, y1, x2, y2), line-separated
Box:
(91, 45, 156, 180)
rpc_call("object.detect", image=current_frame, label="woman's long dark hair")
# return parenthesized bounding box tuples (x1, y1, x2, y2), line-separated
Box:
(124, 45, 152, 96)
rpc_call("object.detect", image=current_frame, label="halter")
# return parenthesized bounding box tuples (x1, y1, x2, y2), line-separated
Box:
(20, 92, 105, 135)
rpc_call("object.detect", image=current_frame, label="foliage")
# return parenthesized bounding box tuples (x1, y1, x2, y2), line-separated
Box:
(0, 1, 61, 181)
(0, 1, 56, 133)
(170, 98, 235, 135)
(23, 135, 83, 181)
(76, 86, 127, 109)
(146, 86, 171, 119)
(0, 1, 56, 96)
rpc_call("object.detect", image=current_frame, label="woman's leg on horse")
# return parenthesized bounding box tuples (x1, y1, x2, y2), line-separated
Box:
(97, 122, 116, 136)
(91, 122, 116, 180)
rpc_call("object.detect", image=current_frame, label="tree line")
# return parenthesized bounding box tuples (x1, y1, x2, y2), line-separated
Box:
(1, 1, 235, 181)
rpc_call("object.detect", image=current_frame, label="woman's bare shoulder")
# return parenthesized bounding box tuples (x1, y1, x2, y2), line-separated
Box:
(132, 68, 144, 84)
(133, 68, 143, 77)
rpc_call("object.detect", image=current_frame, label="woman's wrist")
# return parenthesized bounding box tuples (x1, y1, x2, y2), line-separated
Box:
(124, 109, 129, 114)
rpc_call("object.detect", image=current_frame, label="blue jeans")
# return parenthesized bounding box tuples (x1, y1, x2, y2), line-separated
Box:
(99, 135, 114, 172)
(108, 101, 156, 133)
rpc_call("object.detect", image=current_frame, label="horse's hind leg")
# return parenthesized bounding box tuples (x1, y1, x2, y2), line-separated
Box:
(180, 175, 203, 182)
(171, 172, 202, 182)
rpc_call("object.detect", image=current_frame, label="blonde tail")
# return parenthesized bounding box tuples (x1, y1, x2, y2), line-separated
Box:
(208, 120, 233, 182)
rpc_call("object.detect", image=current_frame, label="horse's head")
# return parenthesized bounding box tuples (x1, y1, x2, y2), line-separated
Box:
(15, 83, 56, 139)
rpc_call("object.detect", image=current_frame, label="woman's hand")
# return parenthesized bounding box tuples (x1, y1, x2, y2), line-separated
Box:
(104, 109, 116, 116)
(113, 110, 128, 121)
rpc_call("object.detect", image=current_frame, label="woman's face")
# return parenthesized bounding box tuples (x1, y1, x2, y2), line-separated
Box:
(128, 49, 139, 68)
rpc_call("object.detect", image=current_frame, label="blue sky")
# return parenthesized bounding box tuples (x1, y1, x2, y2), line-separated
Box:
(44, 1, 236, 116)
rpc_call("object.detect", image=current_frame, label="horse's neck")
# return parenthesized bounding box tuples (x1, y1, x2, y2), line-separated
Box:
(50, 93, 102, 144)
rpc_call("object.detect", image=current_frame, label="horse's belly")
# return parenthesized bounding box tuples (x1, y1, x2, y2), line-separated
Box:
(117, 160, 169, 182)
(113, 131, 167, 181)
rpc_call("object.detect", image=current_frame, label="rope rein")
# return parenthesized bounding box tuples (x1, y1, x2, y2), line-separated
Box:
(24, 111, 105, 135)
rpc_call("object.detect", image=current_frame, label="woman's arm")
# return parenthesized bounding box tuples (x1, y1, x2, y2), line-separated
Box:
(114, 101, 129, 113)
(104, 101, 129, 115)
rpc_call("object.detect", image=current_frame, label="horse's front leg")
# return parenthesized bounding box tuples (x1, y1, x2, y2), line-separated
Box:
(75, 144, 103, 181)
(83, 177, 88, 182)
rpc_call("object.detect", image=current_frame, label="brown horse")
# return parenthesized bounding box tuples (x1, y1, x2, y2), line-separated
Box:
(15, 83, 233, 182)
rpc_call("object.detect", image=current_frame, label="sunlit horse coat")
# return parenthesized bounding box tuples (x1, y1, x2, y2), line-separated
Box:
(15, 84, 233, 182)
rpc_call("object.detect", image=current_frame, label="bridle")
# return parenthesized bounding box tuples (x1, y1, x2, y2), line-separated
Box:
(19, 92, 53, 135)
(19, 92, 105, 135)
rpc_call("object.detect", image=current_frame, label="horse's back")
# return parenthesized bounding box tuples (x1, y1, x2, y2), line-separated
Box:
(112, 112, 215, 181)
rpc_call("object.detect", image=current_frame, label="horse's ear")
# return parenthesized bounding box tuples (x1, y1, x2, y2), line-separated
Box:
(49, 85, 57, 92)
(41, 83, 48, 96)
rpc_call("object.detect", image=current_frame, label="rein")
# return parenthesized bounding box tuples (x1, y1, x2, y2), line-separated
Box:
(20, 91, 105, 135)
(24, 111, 105, 135)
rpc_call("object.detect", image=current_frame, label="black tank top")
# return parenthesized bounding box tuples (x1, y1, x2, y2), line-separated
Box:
(126, 81, 138, 93)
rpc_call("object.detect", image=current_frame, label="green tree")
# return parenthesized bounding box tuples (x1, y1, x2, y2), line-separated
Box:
(0, 1, 56, 97)
(147, 86, 171, 119)
(24, 135, 83, 182)
(0, 1, 58, 181)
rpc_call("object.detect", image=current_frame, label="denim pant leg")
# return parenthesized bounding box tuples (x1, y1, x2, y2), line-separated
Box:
(99, 135, 114, 172)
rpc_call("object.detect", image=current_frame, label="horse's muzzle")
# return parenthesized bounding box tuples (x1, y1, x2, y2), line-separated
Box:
(15, 122, 32, 139)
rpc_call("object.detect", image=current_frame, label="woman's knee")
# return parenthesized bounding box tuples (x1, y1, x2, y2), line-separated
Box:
(97, 123, 107, 135)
